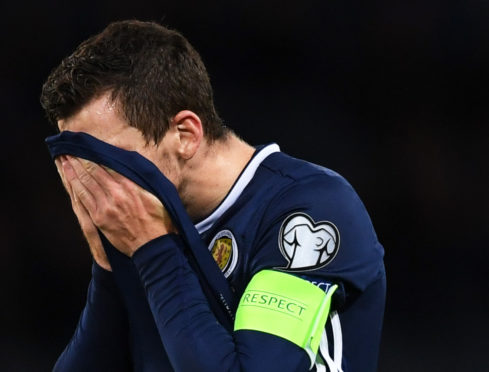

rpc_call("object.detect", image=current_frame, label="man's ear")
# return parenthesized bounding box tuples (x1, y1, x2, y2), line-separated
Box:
(171, 110, 203, 160)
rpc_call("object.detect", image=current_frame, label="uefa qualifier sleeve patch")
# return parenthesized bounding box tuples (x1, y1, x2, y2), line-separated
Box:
(277, 212, 340, 271)
(234, 270, 337, 366)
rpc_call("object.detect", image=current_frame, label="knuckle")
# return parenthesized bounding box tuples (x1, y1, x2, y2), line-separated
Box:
(77, 188, 90, 201)
(111, 188, 126, 206)
(92, 202, 114, 227)
(91, 212, 103, 227)
(120, 177, 134, 189)
(79, 172, 92, 184)
(84, 161, 97, 174)
(91, 205, 105, 225)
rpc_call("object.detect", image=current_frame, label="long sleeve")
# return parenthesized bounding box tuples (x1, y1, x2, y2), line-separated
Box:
(53, 263, 131, 372)
(132, 234, 311, 372)
(46, 134, 385, 371)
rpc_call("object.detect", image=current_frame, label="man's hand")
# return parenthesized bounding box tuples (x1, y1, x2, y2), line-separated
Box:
(55, 157, 112, 271)
(59, 155, 175, 257)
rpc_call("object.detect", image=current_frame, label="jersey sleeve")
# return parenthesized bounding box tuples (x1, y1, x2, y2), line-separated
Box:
(132, 234, 312, 371)
(53, 263, 132, 372)
(248, 172, 386, 372)
(251, 172, 384, 294)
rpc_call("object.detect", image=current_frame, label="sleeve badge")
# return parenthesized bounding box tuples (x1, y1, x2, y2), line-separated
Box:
(277, 212, 340, 271)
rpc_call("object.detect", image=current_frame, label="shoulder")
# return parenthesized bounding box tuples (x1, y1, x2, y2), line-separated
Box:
(260, 149, 345, 183)
(258, 151, 366, 226)
(250, 150, 384, 290)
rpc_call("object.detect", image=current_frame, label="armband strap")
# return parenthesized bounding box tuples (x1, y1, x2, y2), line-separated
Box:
(234, 270, 337, 362)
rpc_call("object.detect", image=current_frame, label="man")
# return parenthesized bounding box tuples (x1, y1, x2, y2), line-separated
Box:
(41, 20, 385, 371)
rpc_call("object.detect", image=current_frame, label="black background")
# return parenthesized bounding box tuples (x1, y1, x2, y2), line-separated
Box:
(1, 1, 488, 371)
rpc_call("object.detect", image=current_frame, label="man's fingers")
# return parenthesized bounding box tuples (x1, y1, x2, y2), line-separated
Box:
(55, 156, 69, 189)
(56, 156, 112, 271)
(99, 163, 131, 185)
(55, 156, 77, 200)
(71, 184, 113, 272)
(78, 158, 116, 181)
(73, 197, 101, 248)
(67, 156, 108, 196)
(62, 156, 98, 211)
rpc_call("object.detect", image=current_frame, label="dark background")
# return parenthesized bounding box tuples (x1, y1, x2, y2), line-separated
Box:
(1, 1, 488, 371)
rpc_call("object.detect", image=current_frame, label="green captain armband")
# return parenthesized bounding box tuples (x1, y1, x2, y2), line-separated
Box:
(234, 270, 337, 361)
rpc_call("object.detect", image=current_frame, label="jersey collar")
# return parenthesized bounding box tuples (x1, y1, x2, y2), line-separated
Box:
(195, 143, 280, 234)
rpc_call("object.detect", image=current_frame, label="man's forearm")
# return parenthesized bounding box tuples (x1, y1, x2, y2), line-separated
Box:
(132, 234, 311, 372)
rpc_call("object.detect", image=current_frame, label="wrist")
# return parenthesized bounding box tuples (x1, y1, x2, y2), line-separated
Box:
(132, 233, 182, 264)
(127, 223, 177, 257)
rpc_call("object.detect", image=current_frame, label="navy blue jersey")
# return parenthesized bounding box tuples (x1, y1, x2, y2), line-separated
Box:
(49, 137, 385, 372)
(195, 144, 385, 371)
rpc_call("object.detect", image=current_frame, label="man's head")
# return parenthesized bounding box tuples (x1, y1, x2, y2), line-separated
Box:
(40, 20, 226, 144)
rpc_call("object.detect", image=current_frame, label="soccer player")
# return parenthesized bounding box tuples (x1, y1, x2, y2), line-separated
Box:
(41, 20, 385, 372)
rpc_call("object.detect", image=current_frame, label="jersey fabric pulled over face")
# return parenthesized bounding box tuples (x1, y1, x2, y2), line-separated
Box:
(47, 132, 385, 372)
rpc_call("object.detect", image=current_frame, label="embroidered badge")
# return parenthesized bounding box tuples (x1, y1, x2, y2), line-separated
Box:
(208, 230, 238, 278)
(278, 212, 340, 271)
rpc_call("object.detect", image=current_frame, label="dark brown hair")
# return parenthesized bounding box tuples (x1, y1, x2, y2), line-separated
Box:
(40, 20, 226, 143)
